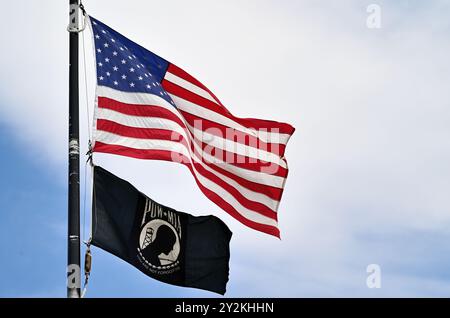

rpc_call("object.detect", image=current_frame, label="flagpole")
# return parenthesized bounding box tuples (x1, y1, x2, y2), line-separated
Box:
(68, 0, 81, 298)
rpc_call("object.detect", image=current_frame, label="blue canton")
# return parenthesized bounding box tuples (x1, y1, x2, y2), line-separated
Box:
(90, 16, 175, 107)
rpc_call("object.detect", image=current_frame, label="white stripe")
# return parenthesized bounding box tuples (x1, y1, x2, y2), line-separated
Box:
(164, 71, 217, 104)
(97, 108, 186, 136)
(96, 86, 286, 188)
(95, 130, 279, 227)
(97, 85, 174, 110)
(198, 157, 280, 212)
(186, 122, 287, 168)
(169, 93, 292, 145)
(98, 107, 287, 169)
(96, 86, 290, 145)
(96, 108, 281, 211)
(163, 73, 292, 146)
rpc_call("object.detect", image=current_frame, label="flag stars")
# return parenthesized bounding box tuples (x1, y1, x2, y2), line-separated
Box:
(93, 25, 175, 96)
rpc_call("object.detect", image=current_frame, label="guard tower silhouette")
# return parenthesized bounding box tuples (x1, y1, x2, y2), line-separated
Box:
(142, 227, 154, 250)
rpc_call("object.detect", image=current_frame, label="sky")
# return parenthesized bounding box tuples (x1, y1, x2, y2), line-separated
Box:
(1, 0, 450, 297)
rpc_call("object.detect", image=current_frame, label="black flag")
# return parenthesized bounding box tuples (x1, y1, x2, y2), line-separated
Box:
(91, 166, 232, 295)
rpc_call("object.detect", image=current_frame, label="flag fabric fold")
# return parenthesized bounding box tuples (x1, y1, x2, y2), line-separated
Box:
(92, 165, 232, 295)
(89, 16, 295, 237)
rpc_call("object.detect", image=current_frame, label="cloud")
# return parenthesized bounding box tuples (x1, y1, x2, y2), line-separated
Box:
(1, 0, 450, 296)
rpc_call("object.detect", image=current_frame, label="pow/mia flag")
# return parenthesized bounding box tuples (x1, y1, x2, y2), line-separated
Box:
(91, 166, 232, 295)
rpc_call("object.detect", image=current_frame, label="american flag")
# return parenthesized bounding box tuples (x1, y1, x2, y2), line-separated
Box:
(89, 16, 295, 237)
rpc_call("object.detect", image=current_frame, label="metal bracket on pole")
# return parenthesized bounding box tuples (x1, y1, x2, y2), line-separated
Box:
(67, 3, 86, 33)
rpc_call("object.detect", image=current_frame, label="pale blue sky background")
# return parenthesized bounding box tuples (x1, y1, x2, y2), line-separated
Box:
(1, 0, 450, 297)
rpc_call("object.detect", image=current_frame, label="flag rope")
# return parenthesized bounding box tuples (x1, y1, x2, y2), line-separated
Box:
(80, 159, 92, 297)
(78, 1, 94, 297)
(80, 1, 94, 246)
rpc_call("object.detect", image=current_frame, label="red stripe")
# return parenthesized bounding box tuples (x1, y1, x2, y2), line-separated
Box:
(97, 119, 184, 141)
(204, 159, 283, 201)
(163, 79, 232, 117)
(96, 98, 285, 199)
(99, 96, 287, 157)
(196, 141, 288, 178)
(191, 162, 278, 220)
(95, 130, 280, 217)
(167, 63, 224, 106)
(162, 74, 295, 135)
(97, 96, 185, 128)
(96, 120, 284, 204)
(180, 110, 287, 157)
(97, 114, 283, 201)
(97, 98, 288, 177)
(94, 142, 280, 237)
